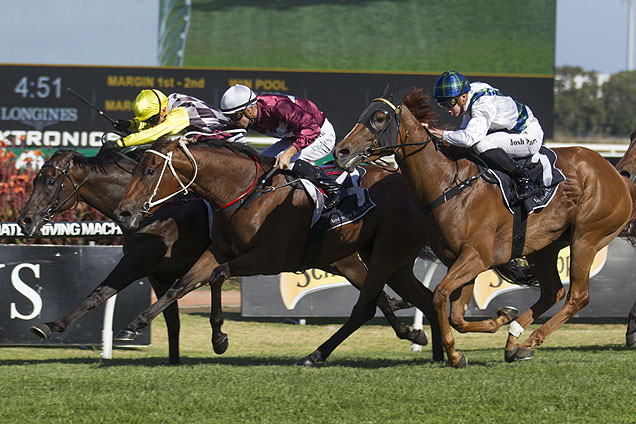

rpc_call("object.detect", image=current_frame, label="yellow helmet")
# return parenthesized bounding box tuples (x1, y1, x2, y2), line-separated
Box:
(133, 89, 168, 122)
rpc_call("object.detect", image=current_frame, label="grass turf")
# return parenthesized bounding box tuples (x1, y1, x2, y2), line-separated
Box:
(1, 312, 635, 423)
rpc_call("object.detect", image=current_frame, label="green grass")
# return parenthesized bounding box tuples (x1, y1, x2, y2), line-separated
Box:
(1, 314, 634, 423)
(184, 0, 555, 75)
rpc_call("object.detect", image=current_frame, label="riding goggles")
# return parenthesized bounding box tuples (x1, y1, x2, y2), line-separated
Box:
(435, 96, 459, 109)
(144, 113, 161, 126)
(227, 110, 244, 122)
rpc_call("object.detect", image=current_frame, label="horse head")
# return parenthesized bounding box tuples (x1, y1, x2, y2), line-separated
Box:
(616, 129, 636, 182)
(114, 137, 193, 230)
(334, 87, 437, 172)
(17, 150, 78, 236)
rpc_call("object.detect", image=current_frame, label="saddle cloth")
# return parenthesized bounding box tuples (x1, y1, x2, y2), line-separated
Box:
(478, 146, 566, 214)
(290, 163, 376, 230)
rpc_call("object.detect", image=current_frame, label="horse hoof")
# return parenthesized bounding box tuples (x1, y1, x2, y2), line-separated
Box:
(515, 346, 534, 360)
(451, 353, 468, 369)
(627, 332, 636, 347)
(296, 356, 323, 367)
(497, 306, 519, 321)
(30, 323, 52, 339)
(114, 329, 138, 341)
(212, 334, 229, 355)
(412, 329, 428, 346)
(504, 347, 519, 363)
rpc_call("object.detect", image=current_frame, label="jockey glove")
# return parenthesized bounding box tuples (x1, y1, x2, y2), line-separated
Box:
(99, 140, 122, 155)
(112, 119, 131, 132)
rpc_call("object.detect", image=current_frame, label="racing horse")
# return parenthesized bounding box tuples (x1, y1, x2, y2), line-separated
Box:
(17, 149, 211, 364)
(18, 148, 434, 363)
(613, 129, 636, 347)
(333, 88, 635, 367)
(112, 137, 446, 365)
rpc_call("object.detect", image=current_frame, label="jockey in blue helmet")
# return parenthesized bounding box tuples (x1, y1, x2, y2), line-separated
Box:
(428, 70, 544, 203)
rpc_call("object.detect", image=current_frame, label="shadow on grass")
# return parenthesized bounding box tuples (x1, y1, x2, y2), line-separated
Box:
(0, 354, 445, 369)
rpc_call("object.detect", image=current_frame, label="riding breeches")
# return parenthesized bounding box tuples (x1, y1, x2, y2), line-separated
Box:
(472, 118, 544, 158)
(260, 118, 336, 163)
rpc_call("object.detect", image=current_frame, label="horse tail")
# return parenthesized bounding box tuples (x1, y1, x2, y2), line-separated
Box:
(620, 178, 636, 246)
(403, 88, 438, 126)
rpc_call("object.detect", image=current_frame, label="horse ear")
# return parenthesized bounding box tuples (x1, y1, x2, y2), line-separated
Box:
(380, 84, 390, 98)
(395, 87, 415, 105)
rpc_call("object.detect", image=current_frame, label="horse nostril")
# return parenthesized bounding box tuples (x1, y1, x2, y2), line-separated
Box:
(620, 170, 631, 179)
(336, 148, 350, 158)
(116, 210, 131, 223)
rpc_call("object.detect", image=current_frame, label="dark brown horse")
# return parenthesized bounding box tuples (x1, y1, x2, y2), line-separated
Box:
(334, 89, 635, 367)
(18, 148, 432, 363)
(613, 129, 636, 347)
(112, 137, 445, 365)
(17, 149, 211, 364)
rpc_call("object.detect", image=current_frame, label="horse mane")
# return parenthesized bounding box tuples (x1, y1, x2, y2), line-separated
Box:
(49, 148, 138, 173)
(403, 88, 439, 127)
(158, 136, 276, 168)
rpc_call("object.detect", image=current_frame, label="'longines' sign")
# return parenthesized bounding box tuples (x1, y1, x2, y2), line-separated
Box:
(0, 245, 150, 345)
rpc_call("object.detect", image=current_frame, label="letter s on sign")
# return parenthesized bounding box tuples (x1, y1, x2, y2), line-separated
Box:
(10, 263, 42, 320)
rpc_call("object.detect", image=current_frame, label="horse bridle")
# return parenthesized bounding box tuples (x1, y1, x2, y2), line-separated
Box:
(140, 138, 198, 214)
(357, 96, 442, 160)
(40, 155, 94, 222)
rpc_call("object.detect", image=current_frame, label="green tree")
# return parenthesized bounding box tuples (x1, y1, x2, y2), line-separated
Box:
(602, 70, 636, 136)
(554, 66, 605, 137)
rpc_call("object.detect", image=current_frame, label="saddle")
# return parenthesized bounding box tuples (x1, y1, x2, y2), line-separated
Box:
(477, 146, 566, 215)
(475, 146, 566, 259)
(286, 163, 376, 270)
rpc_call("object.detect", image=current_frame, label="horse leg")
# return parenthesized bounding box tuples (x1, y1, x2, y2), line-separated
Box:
(115, 248, 219, 341)
(514, 239, 602, 360)
(627, 298, 636, 347)
(447, 280, 518, 334)
(31, 240, 166, 339)
(503, 247, 565, 362)
(385, 266, 444, 362)
(297, 266, 391, 367)
(148, 275, 181, 365)
(433, 247, 486, 368)
(331, 255, 428, 346)
(209, 268, 228, 355)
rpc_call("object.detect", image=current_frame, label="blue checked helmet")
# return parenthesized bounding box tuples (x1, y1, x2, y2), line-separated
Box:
(433, 70, 470, 100)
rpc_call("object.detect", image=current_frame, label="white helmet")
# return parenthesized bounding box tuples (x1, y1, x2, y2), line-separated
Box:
(220, 84, 257, 114)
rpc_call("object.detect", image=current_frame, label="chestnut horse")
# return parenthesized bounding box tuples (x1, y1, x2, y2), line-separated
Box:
(613, 129, 636, 347)
(333, 89, 635, 367)
(18, 148, 432, 363)
(113, 137, 445, 365)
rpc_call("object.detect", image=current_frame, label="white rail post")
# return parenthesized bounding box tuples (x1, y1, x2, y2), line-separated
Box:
(101, 294, 118, 359)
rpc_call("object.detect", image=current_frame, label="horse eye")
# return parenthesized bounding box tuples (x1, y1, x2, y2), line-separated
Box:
(371, 110, 388, 130)
(47, 177, 56, 186)
(145, 168, 155, 176)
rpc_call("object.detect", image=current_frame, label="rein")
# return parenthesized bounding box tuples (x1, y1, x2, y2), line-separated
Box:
(141, 138, 198, 214)
(41, 158, 94, 221)
(363, 97, 477, 213)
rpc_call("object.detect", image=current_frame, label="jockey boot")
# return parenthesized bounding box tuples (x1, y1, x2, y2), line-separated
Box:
(479, 148, 540, 202)
(292, 159, 345, 209)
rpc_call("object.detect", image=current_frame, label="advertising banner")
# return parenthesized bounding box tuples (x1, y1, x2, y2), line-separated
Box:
(242, 238, 635, 319)
(0, 245, 150, 346)
(0, 64, 553, 157)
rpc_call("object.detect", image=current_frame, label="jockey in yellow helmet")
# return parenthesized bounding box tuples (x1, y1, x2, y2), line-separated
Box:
(106, 89, 232, 149)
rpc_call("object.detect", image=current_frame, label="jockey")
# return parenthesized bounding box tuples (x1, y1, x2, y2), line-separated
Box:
(101, 89, 237, 152)
(427, 70, 544, 201)
(219, 84, 343, 209)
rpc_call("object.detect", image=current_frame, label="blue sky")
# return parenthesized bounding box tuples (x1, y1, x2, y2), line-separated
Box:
(557, 0, 634, 74)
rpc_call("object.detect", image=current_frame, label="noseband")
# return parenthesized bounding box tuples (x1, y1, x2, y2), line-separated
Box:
(140, 138, 198, 214)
